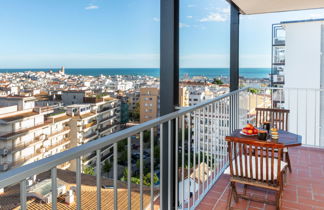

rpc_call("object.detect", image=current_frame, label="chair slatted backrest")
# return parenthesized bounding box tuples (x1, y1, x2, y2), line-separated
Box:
(226, 136, 284, 186)
(256, 108, 289, 131)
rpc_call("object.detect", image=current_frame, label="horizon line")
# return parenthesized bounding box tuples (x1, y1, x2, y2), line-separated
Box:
(0, 67, 271, 69)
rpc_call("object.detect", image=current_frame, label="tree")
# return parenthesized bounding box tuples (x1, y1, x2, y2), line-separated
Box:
(143, 173, 159, 186)
(121, 168, 129, 182)
(118, 150, 127, 165)
(83, 166, 95, 176)
(130, 102, 140, 121)
(102, 160, 112, 173)
(154, 145, 160, 166)
(212, 78, 224, 85)
(118, 139, 127, 152)
(143, 130, 151, 143)
(248, 88, 260, 94)
(136, 159, 140, 170)
(121, 168, 159, 186)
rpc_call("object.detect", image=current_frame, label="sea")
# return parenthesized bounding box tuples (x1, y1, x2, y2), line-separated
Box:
(0, 68, 271, 79)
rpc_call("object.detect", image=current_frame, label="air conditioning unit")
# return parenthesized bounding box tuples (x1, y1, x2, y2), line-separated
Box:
(0, 148, 8, 156)
(0, 163, 9, 172)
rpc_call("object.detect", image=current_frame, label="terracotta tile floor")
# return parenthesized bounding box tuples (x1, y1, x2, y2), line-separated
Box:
(197, 146, 324, 210)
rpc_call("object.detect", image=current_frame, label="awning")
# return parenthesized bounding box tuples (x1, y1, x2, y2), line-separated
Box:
(228, 0, 324, 15)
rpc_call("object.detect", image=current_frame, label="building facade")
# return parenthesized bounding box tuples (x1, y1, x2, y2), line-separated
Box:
(269, 19, 324, 147)
(67, 96, 121, 171)
(0, 97, 71, 172)
(139, 87, 160, 123)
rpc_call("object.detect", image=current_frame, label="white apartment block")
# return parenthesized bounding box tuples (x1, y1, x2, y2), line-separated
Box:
(108, 80, 134, 91)
(188, 87, 214, 106)
(0, 96, 71, 173)
(276, 19, 324, 146)
(189, 87, 252, 167)
(67, 96, 121, 171)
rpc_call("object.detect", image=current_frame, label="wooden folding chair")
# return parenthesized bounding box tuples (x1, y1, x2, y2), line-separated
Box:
(255, 108, 292, 172)
(225, 136, 287, 210)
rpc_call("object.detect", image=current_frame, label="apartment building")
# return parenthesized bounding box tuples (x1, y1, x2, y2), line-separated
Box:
(140, 87, 159, 123)
(107, 79, 134, 91)
(188, 87, 214, 106)
(67, 96, 121, 171)
(179, 87, 189, 107)
(127, 91, 140, 111)
(0, 97, 71, 172)
(271, 18, 324, 146)
(62, 90, 91, 105)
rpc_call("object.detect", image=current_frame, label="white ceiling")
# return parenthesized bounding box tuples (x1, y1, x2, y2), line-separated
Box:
(229, 0, 324, 15)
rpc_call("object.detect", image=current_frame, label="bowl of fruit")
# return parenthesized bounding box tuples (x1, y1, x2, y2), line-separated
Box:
(240, 123, 258, 136)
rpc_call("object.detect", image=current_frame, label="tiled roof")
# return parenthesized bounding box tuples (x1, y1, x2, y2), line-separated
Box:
(1, 169, 158, 210)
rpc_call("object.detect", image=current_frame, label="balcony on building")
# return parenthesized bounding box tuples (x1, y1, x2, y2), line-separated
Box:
(1, 0, 324, 210)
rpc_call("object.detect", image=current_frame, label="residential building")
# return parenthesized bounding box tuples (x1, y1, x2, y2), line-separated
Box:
(140, 87, 159, 123)
(62, 90, 90, 105)
(127, 91, 140, 111)
(0, 97, 71, 172)
(188, 87, 214, 106)
(179, 87, 189, 107)
(67, 96, 121, 171)
(271, 18, 324, 146)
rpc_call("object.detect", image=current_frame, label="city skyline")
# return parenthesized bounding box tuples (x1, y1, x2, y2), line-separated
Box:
(1, 0, 324, 68)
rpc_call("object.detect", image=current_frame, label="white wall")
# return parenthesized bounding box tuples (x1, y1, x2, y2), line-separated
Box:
(283, 21, 324, 146)
(0, 105, 17, 115)
(62, 92, 85, 105)
(284, 21, 322, 89)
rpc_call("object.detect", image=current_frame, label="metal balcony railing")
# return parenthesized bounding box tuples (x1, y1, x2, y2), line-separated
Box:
(253, 87, 324, 148)
(0, 88, 250, 210)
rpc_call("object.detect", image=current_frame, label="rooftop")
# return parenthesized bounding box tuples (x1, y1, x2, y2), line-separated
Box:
(0, 111, 39, 123)
(52, 115, 71, 123)
(72, 112, 96, 120)
(1, 169, 156, 210)
(281, 18, 324, 25)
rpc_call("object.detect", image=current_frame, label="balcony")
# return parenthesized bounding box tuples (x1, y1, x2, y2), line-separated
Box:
(98, 105, 117, 114)
(36, 138, 70, 154)
(2, 2, 324, 209)
(99, 124, 116, 133)
(83, 132, 98, 143)
(99, 115, 116, 124)
(83, 120, 97, 129)
(197, 146, 324, 209)
(272, 75, 285, 84)
(0, 121, 52, 141)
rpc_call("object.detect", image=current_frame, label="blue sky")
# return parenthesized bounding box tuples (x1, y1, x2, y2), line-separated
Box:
(0, 0, 324, 68)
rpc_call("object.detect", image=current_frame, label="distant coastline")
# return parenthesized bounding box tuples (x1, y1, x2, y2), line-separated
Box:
(0, 68, 270, 79)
